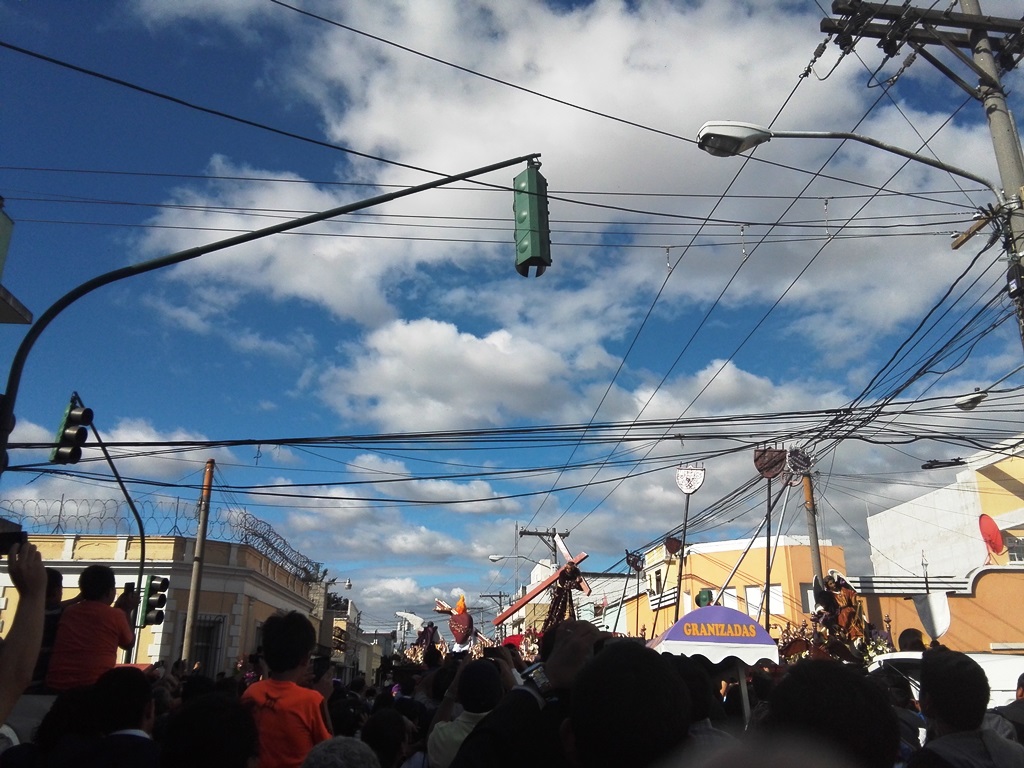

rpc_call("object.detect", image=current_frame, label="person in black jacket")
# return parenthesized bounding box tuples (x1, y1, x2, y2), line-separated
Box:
(990, 673, 1024, 744)
(909, 649, 1024, 768)
(85, 665, 161, 768)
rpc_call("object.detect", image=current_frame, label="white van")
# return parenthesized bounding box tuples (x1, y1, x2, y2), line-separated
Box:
(868, 651, 1024, 708)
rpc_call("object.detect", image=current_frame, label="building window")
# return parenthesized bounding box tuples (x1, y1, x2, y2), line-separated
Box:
(744, 586, 761, 618)
(654, 570, 663, 594)
(719, 587, 737, 610)
(1008, 536, 1024, 563)
(193, 614, 225, 677)
(800, 583, 815, 613)
(744, 585, 783, 619)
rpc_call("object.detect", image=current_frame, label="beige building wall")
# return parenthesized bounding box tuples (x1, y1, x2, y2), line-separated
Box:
(0, 533, 317, 677)
(860, 569, 1024, 654)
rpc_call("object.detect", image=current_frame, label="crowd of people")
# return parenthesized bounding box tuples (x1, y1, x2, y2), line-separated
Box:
(4, 541, 1024, 768)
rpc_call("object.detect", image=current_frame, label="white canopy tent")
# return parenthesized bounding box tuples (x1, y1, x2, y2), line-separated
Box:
(648, 604, 780, 665)
(648, 605, 780, 723)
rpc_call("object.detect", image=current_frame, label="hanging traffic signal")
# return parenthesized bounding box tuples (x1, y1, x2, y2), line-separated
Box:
(50, 398, 93, 465)
(512, 163, 551, 277)
(141, 575, 170, 626)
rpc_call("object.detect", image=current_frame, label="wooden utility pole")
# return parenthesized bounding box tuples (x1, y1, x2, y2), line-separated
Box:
(802, 474, 824, 583)
(181, 459, 215, 668)
(785, 448, 824, 582)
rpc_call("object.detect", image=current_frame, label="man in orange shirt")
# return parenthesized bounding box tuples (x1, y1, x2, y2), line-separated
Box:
(45, 565, 137, 691)
(241, 611, 333, 768)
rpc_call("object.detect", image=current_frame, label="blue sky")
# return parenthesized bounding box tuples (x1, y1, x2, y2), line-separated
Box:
(2, 0, 1024, 634)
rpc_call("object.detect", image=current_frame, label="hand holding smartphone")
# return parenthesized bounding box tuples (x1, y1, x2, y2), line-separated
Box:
(0, 529, 27, 555)
(312, 655, 332, 681)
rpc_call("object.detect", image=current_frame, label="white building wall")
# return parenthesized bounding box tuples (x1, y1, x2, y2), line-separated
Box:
(868, 469, 983, 577)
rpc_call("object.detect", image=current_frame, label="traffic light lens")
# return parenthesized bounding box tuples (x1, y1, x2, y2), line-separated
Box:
(67, 407, 93, 427)
(60, 426, 88, 444)
(54, 446, 83, 464)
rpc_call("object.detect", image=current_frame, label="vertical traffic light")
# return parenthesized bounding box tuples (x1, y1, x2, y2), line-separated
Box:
(141, 575, 170, 626)
(513, 163, 552, 277)
(50, 397, 93, 465)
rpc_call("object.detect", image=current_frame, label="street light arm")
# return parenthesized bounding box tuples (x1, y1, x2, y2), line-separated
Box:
(769, 130, 1002, 201)
(489, 554, 545, 566)
(0, 153, 540, 468)
(697, 121, 1001, 200)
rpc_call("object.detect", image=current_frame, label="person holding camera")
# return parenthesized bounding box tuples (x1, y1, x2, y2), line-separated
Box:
(44, 565, 137, 692)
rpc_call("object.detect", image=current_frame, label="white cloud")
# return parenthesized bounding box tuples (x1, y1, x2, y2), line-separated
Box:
(317, 318, 572, 430)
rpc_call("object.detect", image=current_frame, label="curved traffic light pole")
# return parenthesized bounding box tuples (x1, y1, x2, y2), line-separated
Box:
(0, 152, 540, 475)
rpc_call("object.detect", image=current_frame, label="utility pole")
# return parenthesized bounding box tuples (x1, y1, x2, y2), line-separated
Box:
(802, 474, 824, 583)
(961, 0, 1024, 350)
(481, 592, 508, 639)
(821, 2, 1024, 347)
(519, 527, 570, 565)
(787, 448, 824, 583)
(181, 459, 214, 668)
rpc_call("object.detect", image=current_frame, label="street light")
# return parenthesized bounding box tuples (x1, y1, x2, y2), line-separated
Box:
(697, 119, 1024, 354)
(952, 363, 1024, 410)
(696, 120, 1001, 200)
(488, 554, 546, 566)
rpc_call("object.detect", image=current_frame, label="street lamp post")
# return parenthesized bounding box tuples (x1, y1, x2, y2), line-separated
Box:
(696, 119, 1024, 351)
(0, 153, 540, 475)
(696, 121, 1001, 197)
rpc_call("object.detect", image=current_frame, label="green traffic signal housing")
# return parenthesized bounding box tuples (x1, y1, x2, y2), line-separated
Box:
(50, 399, 93, 465)
(141, 575, 170, 626)
(513, 163, 552, 277)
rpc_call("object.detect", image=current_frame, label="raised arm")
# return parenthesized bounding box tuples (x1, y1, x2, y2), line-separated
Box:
(0, 542, 46, 724)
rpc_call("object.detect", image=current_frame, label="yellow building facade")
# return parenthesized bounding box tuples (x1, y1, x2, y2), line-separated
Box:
(626, 535, 847, 641)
